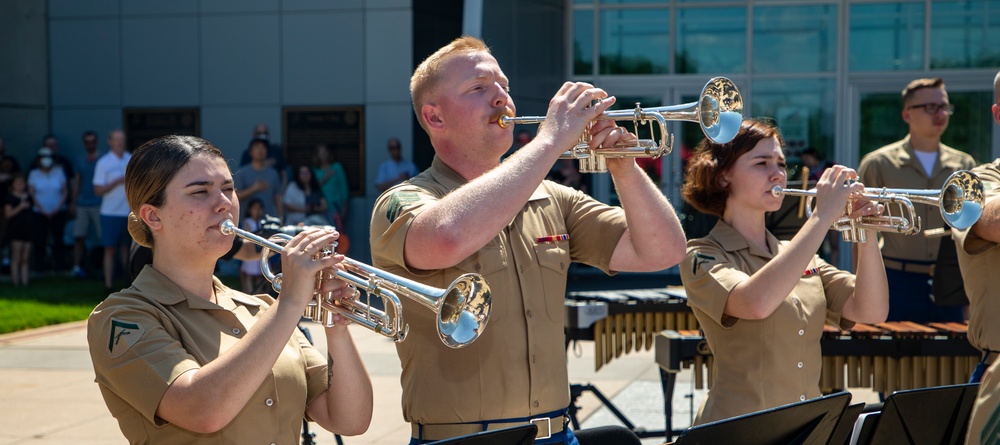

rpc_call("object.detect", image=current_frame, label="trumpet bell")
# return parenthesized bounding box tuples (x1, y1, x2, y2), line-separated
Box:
(437, 274, 492, 347)
(698, 77, 744, 144)
(940, 170, 985, 230)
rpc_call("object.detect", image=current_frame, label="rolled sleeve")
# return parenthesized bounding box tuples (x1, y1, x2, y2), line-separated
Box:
(87, 303, 200, 425)
(681, 243, 747, 328)
(370, 186, 438, 276)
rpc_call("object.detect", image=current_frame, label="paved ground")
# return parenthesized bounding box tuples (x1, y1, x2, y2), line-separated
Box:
(0, 317, 882, 445)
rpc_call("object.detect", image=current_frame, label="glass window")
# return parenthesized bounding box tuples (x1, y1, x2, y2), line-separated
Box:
(859, 90, 991, 167)
(930, 1, 1000, 69)
(858, 92, 905, 158)
(752, 5, 837, 73)
(676, 7, 746, 74)
(752, 78, 836, 164)
(599, 8, 670, 74)
(574, 10, 595, 76)
(849, 3, 924, 71)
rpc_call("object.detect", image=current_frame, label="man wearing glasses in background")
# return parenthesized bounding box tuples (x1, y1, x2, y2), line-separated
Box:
(858, 78, 976, 323)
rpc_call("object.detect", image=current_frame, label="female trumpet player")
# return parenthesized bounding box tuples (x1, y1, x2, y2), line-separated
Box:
(86, 135, 373, 444)
(680, 119, 889, 424)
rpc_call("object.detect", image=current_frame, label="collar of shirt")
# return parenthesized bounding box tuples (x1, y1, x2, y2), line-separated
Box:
(130, 265, 263, 310)
(710, 219, 780, 260)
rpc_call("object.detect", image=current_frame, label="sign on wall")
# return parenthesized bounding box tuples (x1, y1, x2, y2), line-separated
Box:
(123, 108, 201, 151)
(283, 106, 365, 196)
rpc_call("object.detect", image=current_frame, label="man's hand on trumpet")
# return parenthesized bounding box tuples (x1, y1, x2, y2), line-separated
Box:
(537, 82, 617, 156)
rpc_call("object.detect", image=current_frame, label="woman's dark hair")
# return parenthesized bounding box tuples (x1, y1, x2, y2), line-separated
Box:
(292, 165, 321, 192)
(125, 135, 226, 248)
(681, 119, 785, 218)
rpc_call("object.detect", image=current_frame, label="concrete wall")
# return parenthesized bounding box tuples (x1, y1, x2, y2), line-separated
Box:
(0, 0, 49, 167)
(39, 0, 417, 263)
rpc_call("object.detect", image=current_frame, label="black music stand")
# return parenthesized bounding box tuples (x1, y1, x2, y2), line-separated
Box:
(425, 424, 538, 445)
(671, 391, 852, 445)
(851, 383, 979, 445)
(826, 402, 865, 445)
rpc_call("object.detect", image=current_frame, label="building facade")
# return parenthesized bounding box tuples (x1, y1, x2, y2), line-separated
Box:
(1, 0, 997, 267)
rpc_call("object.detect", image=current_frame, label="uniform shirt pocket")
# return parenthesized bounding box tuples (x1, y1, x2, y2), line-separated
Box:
(455, 244, 508, 324)
(533, 243, 571, 323)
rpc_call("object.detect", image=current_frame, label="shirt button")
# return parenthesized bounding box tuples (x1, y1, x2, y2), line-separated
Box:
(231, 328, 241, 335)
(475, 263, 482, 272)
(526, 310, 533, 318)
(265, 398, 274, 407)
(798, 329, 805, 336)
(533, 400, 539, 408)
(797, 361, 804, 368)
(560, 262, 565, 270)
(800, 395, 806, 401)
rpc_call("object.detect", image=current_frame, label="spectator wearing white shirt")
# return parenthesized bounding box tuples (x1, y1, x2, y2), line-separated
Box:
(93, 129, 131, 291)
(374, 138, 418, 193)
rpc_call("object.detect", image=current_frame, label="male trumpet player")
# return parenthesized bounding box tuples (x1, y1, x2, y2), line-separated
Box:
(857, 77, 976, 323)
(369, 36, 686, 445)
(961, 70, 1000, 445)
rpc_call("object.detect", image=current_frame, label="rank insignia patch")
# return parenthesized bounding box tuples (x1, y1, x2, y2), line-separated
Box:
(108, 319, 145, 359)
(692, 252, 716, 275)
(385, 191, 420, 223)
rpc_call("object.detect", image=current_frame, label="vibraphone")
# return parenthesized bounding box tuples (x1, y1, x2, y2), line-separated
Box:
(565, 287, 697, 371)
(656, 322, 980, 394)
(563, 287, 695, 438)
(653, 322, 980, 438)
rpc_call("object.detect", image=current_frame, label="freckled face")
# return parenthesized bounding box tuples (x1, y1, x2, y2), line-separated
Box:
(154, 155, 238, 256)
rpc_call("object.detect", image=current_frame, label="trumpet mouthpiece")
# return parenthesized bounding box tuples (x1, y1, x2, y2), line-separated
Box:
(496, 109, 516, 128)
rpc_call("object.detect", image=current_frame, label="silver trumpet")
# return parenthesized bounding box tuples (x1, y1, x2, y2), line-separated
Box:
(771, 170, 985, 243)
(219, 219, 492, 348)
(498, 77, 744, 173)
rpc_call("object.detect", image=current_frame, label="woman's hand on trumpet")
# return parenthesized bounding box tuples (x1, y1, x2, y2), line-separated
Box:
(279, 227, 345, 309)
(811, 165, 866, 224)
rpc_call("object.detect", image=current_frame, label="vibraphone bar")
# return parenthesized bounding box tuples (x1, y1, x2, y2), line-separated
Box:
(565, 287, 697, 371)
(656, 322, 981, 394)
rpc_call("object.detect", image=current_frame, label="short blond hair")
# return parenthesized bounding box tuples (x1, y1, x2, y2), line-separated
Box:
(993, 70, 1000, 103)
(901, 78, 945, 105)
(410, 36, 491, 133)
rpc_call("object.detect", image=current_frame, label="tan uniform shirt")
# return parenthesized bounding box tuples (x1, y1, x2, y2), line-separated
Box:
(967, 358, 1000, 445)
(858, 135, 976, 262)
(954, 159, 1000, 353)
(680, 220, 856, 424)
(369, 156, 627, 424)
(87, 266, 328, 445)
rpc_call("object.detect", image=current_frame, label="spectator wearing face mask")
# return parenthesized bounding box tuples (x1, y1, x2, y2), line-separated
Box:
(27, 147, 69, 272)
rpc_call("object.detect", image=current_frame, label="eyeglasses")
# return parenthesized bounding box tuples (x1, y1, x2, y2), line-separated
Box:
(907, 102, 955, 116)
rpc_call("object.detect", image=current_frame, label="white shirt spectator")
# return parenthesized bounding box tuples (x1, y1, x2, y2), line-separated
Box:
(94, 151, 131, 217)
(28, 166, 66, 214)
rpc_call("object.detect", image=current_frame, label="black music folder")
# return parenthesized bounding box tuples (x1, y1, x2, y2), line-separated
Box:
(850, 383, 979, 445)
(425, 424, 538, 445)
(671, 391, 852, 445)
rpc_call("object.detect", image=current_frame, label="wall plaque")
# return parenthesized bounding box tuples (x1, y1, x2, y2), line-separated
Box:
(283, 106, 364, 196)
(123, 108, 200, 151)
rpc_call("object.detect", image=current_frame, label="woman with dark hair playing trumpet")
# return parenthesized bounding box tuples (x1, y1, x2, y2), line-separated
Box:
(86, 135, 372, 444)
(680, 119, 890, 424)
